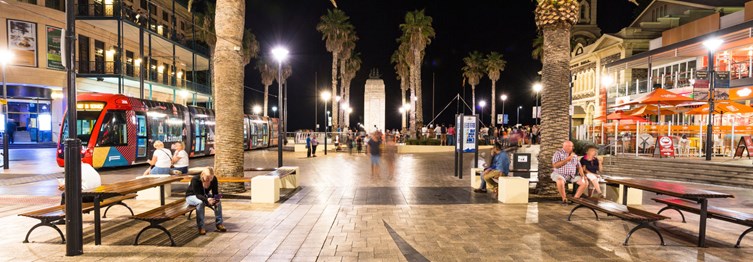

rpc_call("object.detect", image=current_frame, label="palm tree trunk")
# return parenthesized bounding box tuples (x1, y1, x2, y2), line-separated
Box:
(213, 0, 245, 192)
(401, 83, 407, 131)
(414, 50, 423, 128)
(409, 87, 416, 137)
(343, 81, 350, 128)
(491, 81, 496, 126)
(263, 84, 269, 116)
(331, 52, 339, 132)
(471, 85, 476, 115)
(535, 26, 572, 195)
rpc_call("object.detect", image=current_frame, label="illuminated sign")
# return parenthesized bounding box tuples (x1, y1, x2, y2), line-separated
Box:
(77, 102, 105, 111)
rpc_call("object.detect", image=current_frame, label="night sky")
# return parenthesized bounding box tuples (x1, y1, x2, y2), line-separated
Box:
(243, 0, 641, 131)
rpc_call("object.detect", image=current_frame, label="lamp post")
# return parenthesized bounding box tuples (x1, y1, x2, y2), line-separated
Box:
(321, 91, 331, 155)
(272, 106, 278, 118)
(272, 46, 289, 167)
(252, 105, 262, 115)
(0, 49, 13, 170)
(500, 94, 507, 127)
(478, 100, 486, 126)
(703, 38, 723, 161)
(516, 106, 523, 126)
(533, 83, 542, 125)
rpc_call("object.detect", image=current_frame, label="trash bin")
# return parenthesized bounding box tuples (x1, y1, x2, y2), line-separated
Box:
(512, 153, 531, 178)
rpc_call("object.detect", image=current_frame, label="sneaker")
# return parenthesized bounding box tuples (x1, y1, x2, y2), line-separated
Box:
(473, 189, 487, 193)
(216, 224, 227, 232)
(198, 228, 207, 235)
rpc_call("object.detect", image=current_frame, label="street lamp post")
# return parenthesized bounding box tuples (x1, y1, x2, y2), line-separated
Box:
(517, 106, 523, 126)
(533, 83, 542, 125)
(478, 100, 486, 126)
(500, 94, 507, 127)
(0, 49, 13, 170)
(703, 38, 723, 161)
(321, 91, 331, 155)
(252, 105, 262, 115)
(272, 46, 289, 167)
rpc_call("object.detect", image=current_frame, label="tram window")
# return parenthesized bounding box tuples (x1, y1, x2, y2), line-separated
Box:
(62, 111, 100, 146)
(98, 110, 128, 146)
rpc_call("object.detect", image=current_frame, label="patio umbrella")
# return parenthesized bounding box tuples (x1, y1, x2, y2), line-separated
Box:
(596, 111, 648, 154)
(685, 100, 753, 115)
(636, 88, 694, 123)
(626, 105, 677, 117)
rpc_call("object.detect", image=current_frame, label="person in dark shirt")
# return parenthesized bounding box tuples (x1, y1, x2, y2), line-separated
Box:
(579, 146, 603, 197)
(366, 132, 382, 179)
(185, 167, 226, 235)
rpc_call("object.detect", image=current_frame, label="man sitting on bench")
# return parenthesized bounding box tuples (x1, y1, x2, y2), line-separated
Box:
(186, 167, 226, 235)
(56, 162, 102, 224)
(551, 141, 587, 205)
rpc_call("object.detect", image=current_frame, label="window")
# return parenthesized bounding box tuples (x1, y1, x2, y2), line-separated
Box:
(126, 50, 134, 76)
(98, 110, 128, 146)
(62, 111, 101, 146)
(140, 0, 147, 9)
(149, 3, 157, 15)
(45, 0, 65, 11)
(162, 11, 169, 22)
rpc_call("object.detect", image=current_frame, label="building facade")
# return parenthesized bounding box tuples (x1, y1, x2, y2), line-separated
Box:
(1, 0, 212, 144)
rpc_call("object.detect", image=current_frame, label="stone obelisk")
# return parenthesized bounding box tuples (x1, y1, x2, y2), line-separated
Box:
(364, 69, 385, 132)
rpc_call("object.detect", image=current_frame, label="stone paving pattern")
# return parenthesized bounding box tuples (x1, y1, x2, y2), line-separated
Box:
(0, 150, 752, 261)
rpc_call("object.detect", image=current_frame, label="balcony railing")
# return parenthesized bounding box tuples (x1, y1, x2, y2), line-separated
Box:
(78, 60, 117, 74)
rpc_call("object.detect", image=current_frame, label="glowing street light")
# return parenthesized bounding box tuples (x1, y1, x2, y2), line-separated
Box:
(532, 83, 542, 124)
(601, 75, 613, 87)
(478, 100, 487, 125)
(272, 106, 278, 117)
(252, 105, 262, 115)
(271, 46, 289, 167)
(500, 94, 508, 127)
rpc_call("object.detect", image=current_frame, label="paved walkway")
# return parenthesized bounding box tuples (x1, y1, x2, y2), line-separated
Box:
(0, 150, 752, 261)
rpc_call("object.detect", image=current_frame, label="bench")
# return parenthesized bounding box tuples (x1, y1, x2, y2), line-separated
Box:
(567, 196, 669, 246)
(18, 194, 136, 244)
(653, 197, 753, 248)
(179, 176, 252, 183)
(131, 199, 195, 246)
(251, 166, 299, 203)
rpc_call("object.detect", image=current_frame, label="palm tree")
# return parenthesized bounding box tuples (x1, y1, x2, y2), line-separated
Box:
(533, 0, 579, 195)
(391, 42, 410, 131)
(210, 0, 247, 191)
(317, 9, 354, 132)
(484, 52, 506, 126)
(462, 51, 484, 115)
(400, 10, 435, 135)
(340, 53, 361, 128)
(338, 31, 358, 128)
(256, 58, 275, 116)
(531, 33, 543, 61)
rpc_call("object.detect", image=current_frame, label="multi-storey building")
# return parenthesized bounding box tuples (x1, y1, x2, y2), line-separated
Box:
(1, 0, 212, 144)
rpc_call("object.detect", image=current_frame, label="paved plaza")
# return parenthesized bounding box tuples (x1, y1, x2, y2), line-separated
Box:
(0, 150, 752, 261)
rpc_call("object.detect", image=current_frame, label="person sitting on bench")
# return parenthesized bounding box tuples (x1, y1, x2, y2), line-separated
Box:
(186, 167, 226, 235)
(551, 141, 587, 205)
(482, 145, 510, 198)
(56, 162, 102, 224)
(579, 145, 603, 197)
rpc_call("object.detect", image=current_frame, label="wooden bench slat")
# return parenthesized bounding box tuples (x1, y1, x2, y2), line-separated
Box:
(20, 194, 138, 219)
(132, 199, 195, 221)
(653, 197, 753, 225)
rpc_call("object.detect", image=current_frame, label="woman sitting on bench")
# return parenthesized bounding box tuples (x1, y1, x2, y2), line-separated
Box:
(186, 168, 226, 235)
(579, 146, 604, 198)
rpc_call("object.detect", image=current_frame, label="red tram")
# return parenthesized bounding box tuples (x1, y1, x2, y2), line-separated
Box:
(56, 93, 276, 168)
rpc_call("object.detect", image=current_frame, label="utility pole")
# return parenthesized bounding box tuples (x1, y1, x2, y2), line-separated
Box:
(64, 0, 83, 255)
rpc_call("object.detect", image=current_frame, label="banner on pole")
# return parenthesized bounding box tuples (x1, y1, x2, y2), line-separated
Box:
(460, 115, 477, 153)
(497, 114, 509, 125)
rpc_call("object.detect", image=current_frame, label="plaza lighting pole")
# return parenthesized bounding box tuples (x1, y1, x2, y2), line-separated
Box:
(533, 83, 542, 125)
(272, 47, 289, 167)
(0, 49, 12, 170)
(321, 91, 331, 155)
(63, 0, 83, 254)
(517, 106, 523, 126)
(478, 100, 486, 126)
(703, 39, 722, 161)
(500, 95, 507, 127)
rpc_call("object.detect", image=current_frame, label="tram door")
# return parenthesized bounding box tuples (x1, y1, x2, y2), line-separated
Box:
(243, 117, 249, 150)
(135, 112, 149, 163)
(193, 118, 207, 155)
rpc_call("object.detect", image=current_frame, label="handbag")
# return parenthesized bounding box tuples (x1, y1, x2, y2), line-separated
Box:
(159, 149, 174, 168)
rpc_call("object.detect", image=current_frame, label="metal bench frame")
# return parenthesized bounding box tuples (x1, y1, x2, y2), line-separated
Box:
(568, 198, 666, 246)
(655, 198, 753, 248)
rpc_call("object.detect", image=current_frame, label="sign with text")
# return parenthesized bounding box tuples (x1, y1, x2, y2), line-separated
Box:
(497, 114, 508, 125)
(653, 136, 675, 158)
(715, 71, 730, 88)
(459, 115, 477, 153)
(532, 106, 540, 119)
(733, 136, 753, 159)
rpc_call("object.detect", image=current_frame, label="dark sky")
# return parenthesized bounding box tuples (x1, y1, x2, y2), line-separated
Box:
(243, 0, 641, 131)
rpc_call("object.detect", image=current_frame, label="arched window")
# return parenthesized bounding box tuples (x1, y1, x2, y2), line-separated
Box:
(579, 1, 590, 23)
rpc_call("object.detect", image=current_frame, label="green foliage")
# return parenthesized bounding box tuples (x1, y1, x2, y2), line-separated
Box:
(571, 139, 596, 156)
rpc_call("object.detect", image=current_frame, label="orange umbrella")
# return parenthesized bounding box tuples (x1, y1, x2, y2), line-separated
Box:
(636, 88, 694, 122)
(686, 100, 753, 115)
(626, 105, 677, 116)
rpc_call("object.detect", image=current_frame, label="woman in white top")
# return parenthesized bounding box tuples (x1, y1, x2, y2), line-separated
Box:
(149, 140, 173, 175)
(171, 141, 190, 174)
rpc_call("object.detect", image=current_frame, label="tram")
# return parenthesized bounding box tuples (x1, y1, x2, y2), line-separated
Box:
(56, 93, 276, 168)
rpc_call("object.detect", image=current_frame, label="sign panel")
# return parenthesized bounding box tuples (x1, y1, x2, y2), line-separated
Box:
(715, 71, 730, 88)
(7, 19, 38, 67)
(46, 26, 63, 70)
(532, 106, 540, 119)
(496, 114, 509, 125)
(461, 115, 477, 153)
(733, 136, 753, 159)
(653, 136, 675, 158)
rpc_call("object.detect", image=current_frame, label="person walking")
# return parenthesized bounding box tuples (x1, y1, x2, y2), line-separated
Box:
(305, 134, 312, 158)
(366, 132, 382, 179)
(311, 136, 319, 157)
(383, 134, 398, 180)
(447, 124, 456, 146)
(6, 120, 16, 144)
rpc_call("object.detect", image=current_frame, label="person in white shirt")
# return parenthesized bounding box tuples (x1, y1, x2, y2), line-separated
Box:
(149, 141, 173, 175)
(421, 126, 429, 138)
(171, 141, 190, 175)
(56, 163, 102, 224)
(433, 125, 442, 139)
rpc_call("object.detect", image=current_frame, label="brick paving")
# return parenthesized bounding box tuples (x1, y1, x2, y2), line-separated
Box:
(0, 150, 752, 261)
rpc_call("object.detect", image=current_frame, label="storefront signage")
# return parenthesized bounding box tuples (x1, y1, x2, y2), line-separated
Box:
(715, 71, 730, 88)
(653, 136, 675, 158)
(45, 26, 63, 70)
(733, 136, 753, 159)
(7, 19, 38, 67)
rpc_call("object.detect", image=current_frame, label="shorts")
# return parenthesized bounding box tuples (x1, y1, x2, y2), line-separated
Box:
(370, 155, 381, 165)
(550, 173, 582, 183)
(150, 167, 171, 175)
(585, 173, 599, 181)
(172, 166, 189, 175)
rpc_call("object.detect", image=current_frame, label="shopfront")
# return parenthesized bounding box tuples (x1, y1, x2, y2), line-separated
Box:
(0, 85, 54, 144)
